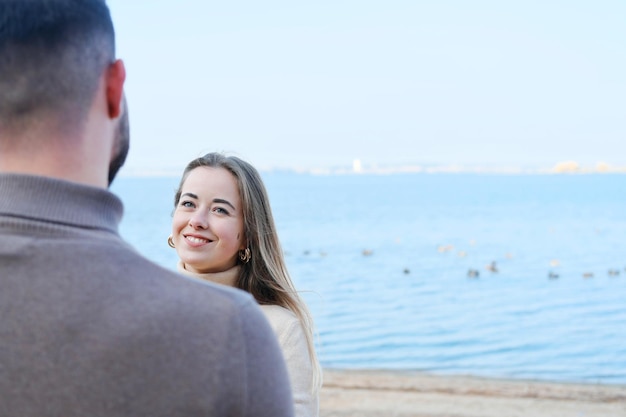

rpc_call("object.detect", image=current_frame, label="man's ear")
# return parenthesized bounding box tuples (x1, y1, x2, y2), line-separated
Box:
(105, 59, 126, 118)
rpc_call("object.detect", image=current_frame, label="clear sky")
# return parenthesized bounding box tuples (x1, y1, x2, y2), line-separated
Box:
(107, 0, 625, 174)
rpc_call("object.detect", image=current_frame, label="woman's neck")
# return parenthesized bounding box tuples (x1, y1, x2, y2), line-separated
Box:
(177, 261, 240, 287)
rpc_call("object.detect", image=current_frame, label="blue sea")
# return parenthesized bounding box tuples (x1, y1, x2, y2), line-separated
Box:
(111, 173, 626, 385)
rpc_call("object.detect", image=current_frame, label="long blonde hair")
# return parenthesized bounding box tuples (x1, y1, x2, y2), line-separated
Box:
(174, 152, 322, 389)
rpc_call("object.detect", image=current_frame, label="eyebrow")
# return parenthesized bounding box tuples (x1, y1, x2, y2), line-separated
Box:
(181, 192, 198, 199)
(213, 198, 236, 210)
(181, 193, 236, 210)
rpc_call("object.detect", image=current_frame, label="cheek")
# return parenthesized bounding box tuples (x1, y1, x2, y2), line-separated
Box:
(235, 225, 246, 247)
(171, 212, 186, 234)
(217, 220, 244, 245)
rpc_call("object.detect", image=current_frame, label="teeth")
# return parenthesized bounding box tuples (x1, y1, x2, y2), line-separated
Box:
(186, 236, 209, 244)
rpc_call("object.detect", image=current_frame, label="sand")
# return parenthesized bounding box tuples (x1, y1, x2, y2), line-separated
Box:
(320, 369, 626, 417)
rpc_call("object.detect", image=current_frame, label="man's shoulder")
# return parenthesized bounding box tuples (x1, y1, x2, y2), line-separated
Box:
(115, 249, 257, 310)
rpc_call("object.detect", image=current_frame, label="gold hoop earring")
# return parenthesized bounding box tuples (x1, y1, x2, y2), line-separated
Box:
(167, 236, 175, 248)
(239, 247, 251, 264)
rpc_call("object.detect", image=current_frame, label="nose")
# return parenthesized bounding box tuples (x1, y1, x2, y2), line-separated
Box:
(188, 211, 209, 229)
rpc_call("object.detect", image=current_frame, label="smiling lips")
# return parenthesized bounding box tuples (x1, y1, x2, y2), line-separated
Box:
(184, 234, 212, 246)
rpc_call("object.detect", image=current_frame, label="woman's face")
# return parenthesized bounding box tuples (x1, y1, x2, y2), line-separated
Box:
(172, 166, 245, 274)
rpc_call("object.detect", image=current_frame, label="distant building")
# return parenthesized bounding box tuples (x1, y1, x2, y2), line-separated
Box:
(552, 161, 580, 173)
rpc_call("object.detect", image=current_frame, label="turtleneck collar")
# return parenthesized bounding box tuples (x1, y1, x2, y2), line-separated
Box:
(0, 173, 123, 233)
(177, 260, 241, 288)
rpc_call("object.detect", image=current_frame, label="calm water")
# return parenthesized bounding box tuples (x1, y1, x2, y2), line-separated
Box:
(111, 173, 626, 385)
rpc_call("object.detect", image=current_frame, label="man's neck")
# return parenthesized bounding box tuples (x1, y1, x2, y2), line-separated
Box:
(0, 144, 108, 189)
(0, 121, 110, 189)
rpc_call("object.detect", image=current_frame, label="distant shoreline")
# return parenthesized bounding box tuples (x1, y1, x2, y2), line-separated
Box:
(119, 165, 626, 178)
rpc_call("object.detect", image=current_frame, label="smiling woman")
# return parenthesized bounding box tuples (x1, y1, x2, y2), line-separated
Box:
(167, 152, 322, 417)
(172, 166, 245, 276)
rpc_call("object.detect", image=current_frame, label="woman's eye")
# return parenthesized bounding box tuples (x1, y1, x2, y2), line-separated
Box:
(213, 206, 229, 215)
(180, 201, 195, 208)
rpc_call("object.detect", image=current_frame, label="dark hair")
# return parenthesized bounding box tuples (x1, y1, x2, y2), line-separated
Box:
(0, 0, 115, 130)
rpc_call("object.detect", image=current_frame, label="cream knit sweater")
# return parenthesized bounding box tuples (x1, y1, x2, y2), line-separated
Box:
(177, 262, 319, 417)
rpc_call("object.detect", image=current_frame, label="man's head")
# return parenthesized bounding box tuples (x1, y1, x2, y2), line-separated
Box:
(0, 0, 114, 131)
(0, 0, 128, 186)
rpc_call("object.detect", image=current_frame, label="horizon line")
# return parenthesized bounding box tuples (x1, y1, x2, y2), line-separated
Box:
(118, 160, 626, 178)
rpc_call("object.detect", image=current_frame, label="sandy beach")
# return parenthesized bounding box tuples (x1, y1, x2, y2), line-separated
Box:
(320, 369, 626, 417)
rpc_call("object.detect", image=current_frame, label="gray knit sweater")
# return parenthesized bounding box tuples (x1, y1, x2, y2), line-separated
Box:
(0, 173, 293, 417)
